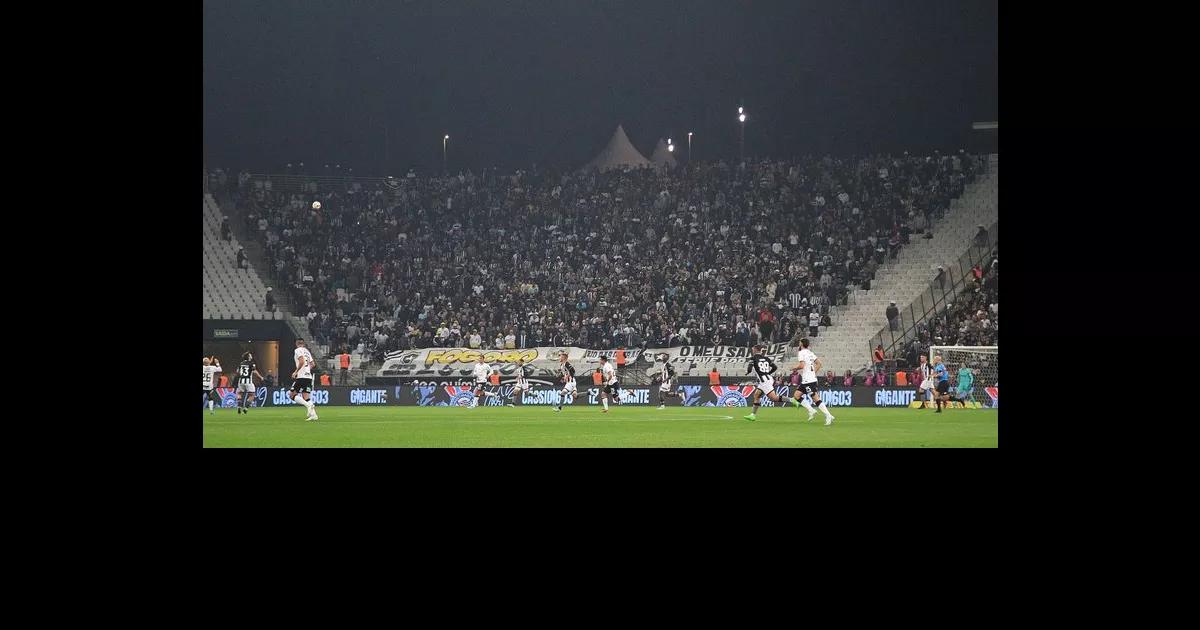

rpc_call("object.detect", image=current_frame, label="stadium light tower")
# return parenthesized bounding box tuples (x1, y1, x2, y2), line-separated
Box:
(738, 106, 746, 165)
(443, 135, 450, 174)
(668, 138, 674, 152)
(687, 132, 693, 162)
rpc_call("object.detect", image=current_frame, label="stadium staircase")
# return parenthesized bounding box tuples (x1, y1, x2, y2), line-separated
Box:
(207, 190, 336, 369)
(202, 194, 279, 321)
(866, 226, 997, 368)
(813, 154, 998, 374)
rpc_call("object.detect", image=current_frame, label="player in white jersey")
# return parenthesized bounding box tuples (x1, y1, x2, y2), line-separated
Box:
(471, 358, 499, 408)
(599, 355, 620, 413)
(202, 356, 222, 414)
(290, 338, 319, 421)
(655, 354, 680, 409)
(506, 359, 530, 407)
(553, 352, 576, 412)
(790, 337, 834, 425)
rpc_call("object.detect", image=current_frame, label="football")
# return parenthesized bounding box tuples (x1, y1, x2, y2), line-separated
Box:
(312, 201, 321, 210)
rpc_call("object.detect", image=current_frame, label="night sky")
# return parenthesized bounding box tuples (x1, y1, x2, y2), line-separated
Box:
(203, 0, 997, 175)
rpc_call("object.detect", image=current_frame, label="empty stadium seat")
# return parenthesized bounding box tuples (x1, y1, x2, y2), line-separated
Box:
(203, 194, 274, 323)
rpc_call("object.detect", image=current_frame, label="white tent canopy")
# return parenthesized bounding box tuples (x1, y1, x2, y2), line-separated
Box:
(650, 138, 677, 168)
(583, 124, 652, 171)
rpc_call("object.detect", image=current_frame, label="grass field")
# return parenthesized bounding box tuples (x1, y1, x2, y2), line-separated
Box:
(202, 405, 998, 447)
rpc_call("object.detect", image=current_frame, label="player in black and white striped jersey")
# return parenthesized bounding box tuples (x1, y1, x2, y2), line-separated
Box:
(506, 359, 530, 407)
(553, 352, 576, 412)
(655, 354, 680, 409)
(235, 352, 264, 415)
(742, 344, 801, 421)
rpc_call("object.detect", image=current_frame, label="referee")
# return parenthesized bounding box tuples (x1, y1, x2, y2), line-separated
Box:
(932, 356, 951, 413)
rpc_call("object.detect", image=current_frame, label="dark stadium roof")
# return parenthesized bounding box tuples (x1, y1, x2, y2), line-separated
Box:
(204, 1, 997, 174)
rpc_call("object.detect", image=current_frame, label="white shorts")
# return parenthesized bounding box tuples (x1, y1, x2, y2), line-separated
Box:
(755, 381, 776, 397)
(659, 381, 673, 393)
(513, 382, 529, 391)
(237, 381, 256, 394)
(562, 380, 577, 393)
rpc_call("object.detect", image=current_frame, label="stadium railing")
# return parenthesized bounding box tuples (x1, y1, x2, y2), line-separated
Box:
(866, 219, 996, 369)
(245, 173, 389, 194)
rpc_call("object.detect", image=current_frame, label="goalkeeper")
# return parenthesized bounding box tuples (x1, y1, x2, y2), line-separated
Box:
(955, 366, 976, 406)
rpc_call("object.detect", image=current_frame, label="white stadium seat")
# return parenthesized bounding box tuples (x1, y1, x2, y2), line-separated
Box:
(203, 195, 274, 323)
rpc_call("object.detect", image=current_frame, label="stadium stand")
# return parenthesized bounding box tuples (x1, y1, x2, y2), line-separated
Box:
(817, 154, 997, 373)
(202, 194, 277, 320)
(213, 151, 991, 376)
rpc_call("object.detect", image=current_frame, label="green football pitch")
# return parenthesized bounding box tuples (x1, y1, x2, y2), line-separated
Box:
(202, 405, 998, 447)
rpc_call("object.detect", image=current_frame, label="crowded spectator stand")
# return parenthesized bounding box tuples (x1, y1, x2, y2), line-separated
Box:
(214, 152, 985, 375)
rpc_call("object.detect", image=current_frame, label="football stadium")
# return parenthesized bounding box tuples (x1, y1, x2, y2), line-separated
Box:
(202, 2, 998, 447)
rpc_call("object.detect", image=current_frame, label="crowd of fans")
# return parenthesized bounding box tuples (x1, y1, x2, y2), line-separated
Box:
(217, 151, 986, 364)
(927, 250, 998, 348)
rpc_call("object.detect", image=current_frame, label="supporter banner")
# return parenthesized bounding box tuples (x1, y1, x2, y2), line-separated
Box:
(380, 345, 777, 377)
(379, 346, 617, 377)
(422, 348, 541, 367)
(649, 344, 788, 366)
(582, 348, 643, 363)
(383, 347, 545, 368)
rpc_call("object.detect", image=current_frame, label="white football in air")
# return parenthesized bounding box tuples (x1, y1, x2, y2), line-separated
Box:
(312, 201, 322, 210)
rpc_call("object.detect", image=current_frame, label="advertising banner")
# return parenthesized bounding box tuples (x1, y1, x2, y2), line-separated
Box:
(662, 385, 949, 408)
(268, 387, 335, 406)
(403, 384, 654, 407)
(204, 386, 336, 408)
(205, 386, 270, 409)
(203, 385, 993, 409)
